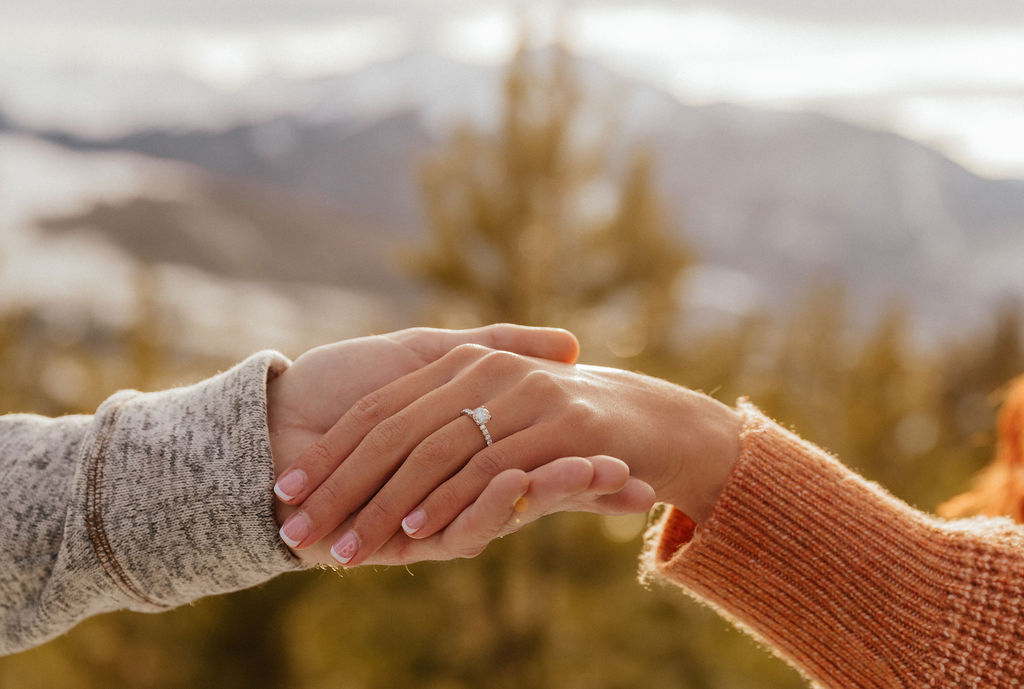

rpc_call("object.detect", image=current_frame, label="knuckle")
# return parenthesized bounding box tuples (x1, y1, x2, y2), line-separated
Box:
(357, 497, 391, 527)
(318, 433, 341, 462)
(306, 479, 346, 521)
(563, 399, 597, 425)
(448, 342, 489, 362)
(459, 509, 515, 558)
(471, 447, 510, 479)
(302, 438, 334, 469)
(425, 481, 464, 518)
(349, 389, 389, 427)
(412, 432, 457, 470)
(480, 323, 511, 349)
(478, 349, 522, 375)
(457, 542, 487, 559)
(363, 415, 406, 455)
(521, 368, 565, 398)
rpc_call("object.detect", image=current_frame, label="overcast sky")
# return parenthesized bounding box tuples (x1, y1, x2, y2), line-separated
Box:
(2, 0, 1023, 178)
(5, 0, 1024, 26)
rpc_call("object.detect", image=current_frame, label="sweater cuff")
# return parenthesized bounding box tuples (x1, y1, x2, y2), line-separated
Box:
(643, 401, 964, 687)
(72, 351, 305, 612)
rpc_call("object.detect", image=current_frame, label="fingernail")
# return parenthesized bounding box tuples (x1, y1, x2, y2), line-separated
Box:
(330, 531, 360, 565)
(401, 508, 426, 536)
(513, 496, 529, 513)
(279, 513, 310, 548)
(274, 469, 307, 501)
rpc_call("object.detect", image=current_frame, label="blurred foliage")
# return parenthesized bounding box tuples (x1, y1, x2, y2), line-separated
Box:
(3, 37, 1024, 689)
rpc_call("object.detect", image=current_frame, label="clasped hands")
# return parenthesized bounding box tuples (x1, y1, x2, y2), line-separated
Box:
(267, 325, 741, 567)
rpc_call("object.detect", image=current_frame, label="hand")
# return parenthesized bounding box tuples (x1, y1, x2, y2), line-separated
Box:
(349, 455, 654, 566)
(267, 325, 581, 566)
(277, 343, 741, 566)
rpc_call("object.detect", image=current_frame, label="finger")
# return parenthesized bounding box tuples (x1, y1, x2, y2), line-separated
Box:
(568, 477, 657, 515)
(361, 468, 532, 566)
(403, 421, 573, 541)
(564, 456, 654, 513)
(395, 324, 580, 364)
(274, 343, 496, 508)
(366, 458, 596, 566)
(325, 385, 544, 566)
(501, 457, 654, 518)
(443, 456, 599, 541)
(407, 456, 647, 545)
(584, 455, 632, 495)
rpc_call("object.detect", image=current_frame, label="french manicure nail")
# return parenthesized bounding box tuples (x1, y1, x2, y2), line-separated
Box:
(401, 508, 426, 536)
(331, 531, 360, 565)
(274, 469, 307, 501)
(279, 513, 310, 548)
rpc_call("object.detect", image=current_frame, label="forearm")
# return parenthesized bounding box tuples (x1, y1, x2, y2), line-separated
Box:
(646, 401, 1024, 687)
(0, 352, 303, 656)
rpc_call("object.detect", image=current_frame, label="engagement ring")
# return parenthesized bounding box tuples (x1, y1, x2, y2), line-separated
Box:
(461, 406, 493, 447)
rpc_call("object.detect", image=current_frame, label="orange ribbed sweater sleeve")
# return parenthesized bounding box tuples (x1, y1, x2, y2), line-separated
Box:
(644, 401, 1024, 688)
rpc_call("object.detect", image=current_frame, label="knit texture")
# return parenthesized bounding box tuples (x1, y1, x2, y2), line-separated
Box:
(645, 401, 1024, 688)
(0, 351, 304, 655)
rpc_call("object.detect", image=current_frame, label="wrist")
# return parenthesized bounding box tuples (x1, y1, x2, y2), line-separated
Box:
(662, 393, 742, 523)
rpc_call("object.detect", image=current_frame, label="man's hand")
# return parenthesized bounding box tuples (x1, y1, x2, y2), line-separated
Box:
(362, 455, 655, 566)
(266, 325, 580, 566)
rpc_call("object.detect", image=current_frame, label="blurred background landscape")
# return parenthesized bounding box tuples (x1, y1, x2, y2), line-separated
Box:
(2, 1, 1023, 687)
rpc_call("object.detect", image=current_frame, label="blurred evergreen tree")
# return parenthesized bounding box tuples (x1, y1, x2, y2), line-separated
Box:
(411, 37, 691, 360)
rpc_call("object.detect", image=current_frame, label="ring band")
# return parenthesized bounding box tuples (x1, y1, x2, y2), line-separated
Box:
(461, 406, 493, 447)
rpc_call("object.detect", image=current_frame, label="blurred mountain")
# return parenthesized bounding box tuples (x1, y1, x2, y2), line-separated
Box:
(0, 134, 401, 359)
(3, 50, 1023, 337)
(648, 103, 1024, 330)
(35, 110, 435, 239)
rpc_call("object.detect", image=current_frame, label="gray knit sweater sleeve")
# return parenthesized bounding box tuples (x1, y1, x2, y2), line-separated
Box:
(0, 351, 305, 655)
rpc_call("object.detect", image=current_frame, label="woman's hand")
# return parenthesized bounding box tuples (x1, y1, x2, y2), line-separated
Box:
(275, 343, 741, 566)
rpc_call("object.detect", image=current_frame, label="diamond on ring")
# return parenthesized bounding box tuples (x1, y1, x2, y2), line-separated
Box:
(461, 406, 493, 447)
